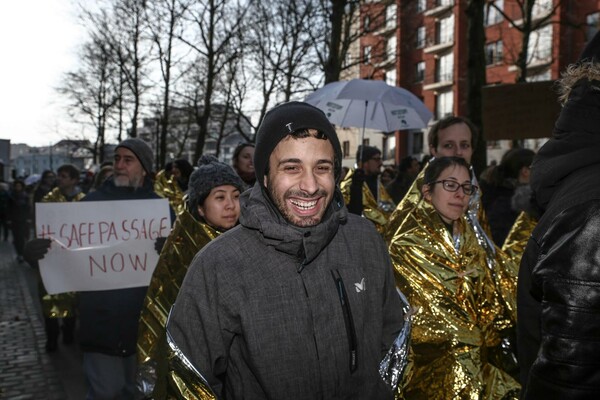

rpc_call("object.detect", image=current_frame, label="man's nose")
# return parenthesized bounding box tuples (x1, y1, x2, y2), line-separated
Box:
(299, 171, 318, 194)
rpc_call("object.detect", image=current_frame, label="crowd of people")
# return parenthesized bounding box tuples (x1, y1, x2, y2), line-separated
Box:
(2, 34, 599, 400)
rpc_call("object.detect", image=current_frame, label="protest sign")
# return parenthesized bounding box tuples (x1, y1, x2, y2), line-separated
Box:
(36, 199, 171, 294)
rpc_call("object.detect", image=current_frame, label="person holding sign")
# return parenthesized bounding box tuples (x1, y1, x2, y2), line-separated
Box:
(166, 102, 407, 399)
(30, 164, 85, 353)
(137, 154, 245, 398)
(26, 138, 173, 399)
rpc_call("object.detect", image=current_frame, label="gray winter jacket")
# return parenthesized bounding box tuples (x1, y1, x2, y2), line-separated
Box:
(167, 184, 405, 399)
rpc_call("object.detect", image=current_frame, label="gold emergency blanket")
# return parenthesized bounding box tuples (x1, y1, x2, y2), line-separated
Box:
(385, 177, 520, 399)
(39, 188, 85, 318)
(137, 207, 219, 398)
(164, 315, 217, 400)
(154, 169, 185, 215)
(502, 211, 537, 267)
(340, 168, 395, 233)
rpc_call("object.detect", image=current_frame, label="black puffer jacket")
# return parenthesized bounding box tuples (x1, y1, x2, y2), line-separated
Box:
(517, 76, 600, 399)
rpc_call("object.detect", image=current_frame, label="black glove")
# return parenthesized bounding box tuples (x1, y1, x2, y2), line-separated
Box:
(352, 168, 366, 186)
(24, 238, 52, 264)
(154, 237, 167, 255)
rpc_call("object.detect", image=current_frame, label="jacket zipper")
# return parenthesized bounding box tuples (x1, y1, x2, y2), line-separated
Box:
(331, 269, 358, 373)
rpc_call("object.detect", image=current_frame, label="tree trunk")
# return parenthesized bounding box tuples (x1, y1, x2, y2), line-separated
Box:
(466, 0, 487, 177)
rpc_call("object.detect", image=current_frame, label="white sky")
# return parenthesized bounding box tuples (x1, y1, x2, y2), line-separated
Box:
(0, 0, 85, 147)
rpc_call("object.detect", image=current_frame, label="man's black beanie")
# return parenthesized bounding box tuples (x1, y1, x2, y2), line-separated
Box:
(254, 101, 342, 188)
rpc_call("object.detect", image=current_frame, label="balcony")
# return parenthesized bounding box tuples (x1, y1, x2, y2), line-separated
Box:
(424, 0, 454, 18)
(423, 72, 453, 91)
(424, 39, 453, 54)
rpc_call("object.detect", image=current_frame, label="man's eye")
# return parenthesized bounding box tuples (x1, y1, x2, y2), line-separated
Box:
(461, 143, 471, 149)
(317, 166, 332, 172)
(443, 143, 454, 149)
(284, 166, 300, 172)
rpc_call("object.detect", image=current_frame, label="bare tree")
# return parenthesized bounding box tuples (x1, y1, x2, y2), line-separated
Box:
(58, 38, 120, 163)
(178, 0, 250, 163)
(489, 0, 561, 82)
(466, 0, 488, 176)
(145, 0, 191, 166)
(309, 0, 363, 84)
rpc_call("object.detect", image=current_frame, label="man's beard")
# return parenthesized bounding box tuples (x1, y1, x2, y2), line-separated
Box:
(267, 185, 329, 228)
(114, 174, 143, 188)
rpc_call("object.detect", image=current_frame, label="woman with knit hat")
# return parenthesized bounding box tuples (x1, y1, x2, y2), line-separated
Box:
(136, 155, 245, 398)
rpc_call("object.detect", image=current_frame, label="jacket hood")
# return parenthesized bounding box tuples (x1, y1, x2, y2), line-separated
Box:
(531, 71, 600, 210)
(239, 183, 347, 265)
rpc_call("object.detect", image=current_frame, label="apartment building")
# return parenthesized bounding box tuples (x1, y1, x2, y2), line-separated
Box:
(359, 0, 600, 163)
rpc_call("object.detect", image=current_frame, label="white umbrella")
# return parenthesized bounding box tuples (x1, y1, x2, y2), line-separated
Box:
(305, 78, 432, 134)
(24, 174, 41, 186)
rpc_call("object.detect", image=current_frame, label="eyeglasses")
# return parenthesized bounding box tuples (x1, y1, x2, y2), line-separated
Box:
(431, 180, 478, 195)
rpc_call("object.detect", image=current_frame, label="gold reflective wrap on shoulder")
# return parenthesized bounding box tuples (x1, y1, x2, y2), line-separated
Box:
(386, 178, 520, 399)
(502, 211, 538, 267)
(137, 207, 219, 398)
(164, 319, 217, 400)
(340, 168, 395, 234)
(39, 188, 85, 318)
(154, 169, 185, 215)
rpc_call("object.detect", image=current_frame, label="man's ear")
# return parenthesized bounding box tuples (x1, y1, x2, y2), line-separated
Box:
(197, 206, 205, 218)
(263, 175, 268, 188)
(429, 145, 437, 158)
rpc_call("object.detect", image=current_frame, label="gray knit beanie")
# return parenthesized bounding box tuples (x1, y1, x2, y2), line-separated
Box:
(187, 155, 245, 213)
(254, 101, 342, 188)
(116, 138, 154, 174)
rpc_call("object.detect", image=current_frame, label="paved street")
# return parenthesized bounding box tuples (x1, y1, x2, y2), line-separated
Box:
(0, 239, 86, 399)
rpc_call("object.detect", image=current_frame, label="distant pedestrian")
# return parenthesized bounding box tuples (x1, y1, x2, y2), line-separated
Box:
(26, 164, 86, 352)
(386, 155, 420, 204)
(231, 142, 256, 187)
(0, 182, 9, 241)
(8, 180, 30, 263)
(341, 145, 396, 233)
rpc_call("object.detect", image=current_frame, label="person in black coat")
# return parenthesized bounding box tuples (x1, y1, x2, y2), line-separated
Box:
(517, 32, 600, 399)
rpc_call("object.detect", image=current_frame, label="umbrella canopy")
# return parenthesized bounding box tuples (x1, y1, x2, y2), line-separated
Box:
(24, 174, 41, 186)
(305, 79, 432, 132)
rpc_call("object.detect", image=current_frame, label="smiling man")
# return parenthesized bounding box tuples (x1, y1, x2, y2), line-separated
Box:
(166, 101, 406, 399)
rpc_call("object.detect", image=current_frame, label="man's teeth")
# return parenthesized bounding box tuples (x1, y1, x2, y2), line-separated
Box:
(290, 199, 317, 209)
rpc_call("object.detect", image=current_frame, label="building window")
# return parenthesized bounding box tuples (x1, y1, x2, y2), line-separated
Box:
(485, 40, 503, 65)
(415, 61, 425, 82)
(387, 36, 397, 61)
(528, 24, 552, 64)
(416, 26, 426, 49)
(343, 141, 350, 157)
(364, 15, 371, 32)
(437, 14, 454, 45)
(532, 0, 553, 18)
(363, 45, 372, 64)
(435, 0, 454, 6)
(436, 52, 453, 82)
(386, 4, 397, 29)
(386, 68, 397, 86)
(484, 0, 503, 26)
(417, 0, 426, 13)
(435, 90, 454, 120)
(587, 12, 599, 41)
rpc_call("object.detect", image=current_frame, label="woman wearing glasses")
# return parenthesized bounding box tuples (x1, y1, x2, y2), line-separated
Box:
(388, 157, 520, 399)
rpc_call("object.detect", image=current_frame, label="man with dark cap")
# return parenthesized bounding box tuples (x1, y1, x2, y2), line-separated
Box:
(340, 145, 395, 233)
(166, 101, 407, 399)
(517, 32, 600, 398)
(26, 137, 173, 399)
